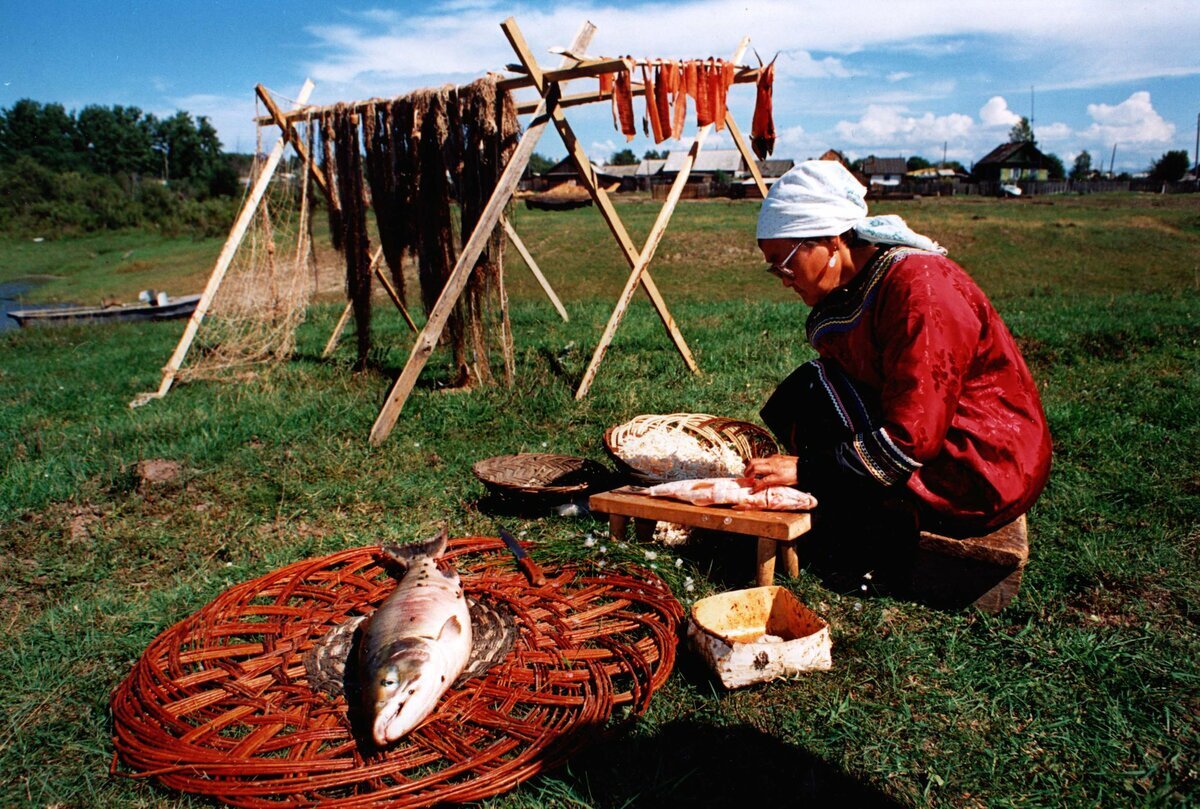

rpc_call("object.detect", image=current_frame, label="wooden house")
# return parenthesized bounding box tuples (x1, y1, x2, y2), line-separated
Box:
(972, 142, 1051, 182)
(860, 156, 908, 187)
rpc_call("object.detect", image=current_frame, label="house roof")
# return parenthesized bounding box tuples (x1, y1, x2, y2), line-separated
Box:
(975, 141, 1049, 167)
(861, 157, 908, 175)
(908, 167, 960, 178)
(637, 158, 666, 176)
(662, 149, 745, 173)
(756, 158, 795, 178)
(599, 164, 640, 177)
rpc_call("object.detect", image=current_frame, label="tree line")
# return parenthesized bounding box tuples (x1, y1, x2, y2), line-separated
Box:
(0, 98, 249, 237)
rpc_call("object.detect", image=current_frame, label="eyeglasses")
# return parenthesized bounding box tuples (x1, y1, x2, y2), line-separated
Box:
(764, 239, 818, 280)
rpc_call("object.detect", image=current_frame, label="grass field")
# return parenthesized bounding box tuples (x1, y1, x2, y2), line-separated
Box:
(1, 193, 1198, 807)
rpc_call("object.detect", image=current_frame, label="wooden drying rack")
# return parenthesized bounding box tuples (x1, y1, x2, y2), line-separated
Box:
(134, 17, 771, 445)
(363, 17, 770, 444)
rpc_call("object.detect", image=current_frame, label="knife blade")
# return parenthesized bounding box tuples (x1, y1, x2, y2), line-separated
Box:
(498, 528, 547, 586)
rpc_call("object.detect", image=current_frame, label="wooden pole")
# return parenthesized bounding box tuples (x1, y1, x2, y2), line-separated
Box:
(373, 263, 418, 333)
(131, 80, 315, 408)
(572, 38, 752, 399)
(501, 215, 568, 322)
(367, 21, 598, 445)
(724, 112, 770, 198)
(502, 17, 699, 381)
(322, 248, 420, 359)
(322, 303, 355, 359)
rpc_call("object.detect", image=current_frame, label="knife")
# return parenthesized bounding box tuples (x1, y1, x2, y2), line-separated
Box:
(498, 528, 547, 586)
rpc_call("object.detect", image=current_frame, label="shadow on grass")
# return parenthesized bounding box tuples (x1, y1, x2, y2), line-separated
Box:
(552, 719, 904, 807)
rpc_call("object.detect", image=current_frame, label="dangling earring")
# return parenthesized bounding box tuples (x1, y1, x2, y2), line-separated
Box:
(828, 255, 837, 268)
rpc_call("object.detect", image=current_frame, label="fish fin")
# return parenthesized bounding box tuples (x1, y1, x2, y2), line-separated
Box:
(436, 614, 465, 644)
(382, 528, 449, 568)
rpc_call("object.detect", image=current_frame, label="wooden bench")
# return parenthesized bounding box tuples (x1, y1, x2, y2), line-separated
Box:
(588, 487, 813, 586)
(909, 514, 1029, 613)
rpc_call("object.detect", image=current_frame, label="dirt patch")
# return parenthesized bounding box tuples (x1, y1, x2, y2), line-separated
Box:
(116, 259, 157, 274)
(1066, 572, 1186, 628)
(136, 459, 181, 486)
(1123, 215, 1182, 236)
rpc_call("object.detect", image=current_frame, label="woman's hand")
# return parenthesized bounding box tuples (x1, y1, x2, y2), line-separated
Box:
(741, 454, 800, 492)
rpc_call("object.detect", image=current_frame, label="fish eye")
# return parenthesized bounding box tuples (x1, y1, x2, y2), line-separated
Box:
(382, 678, 396, 687)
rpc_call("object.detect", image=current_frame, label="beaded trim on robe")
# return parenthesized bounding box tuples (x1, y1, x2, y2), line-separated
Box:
(805, 245, 931, 346)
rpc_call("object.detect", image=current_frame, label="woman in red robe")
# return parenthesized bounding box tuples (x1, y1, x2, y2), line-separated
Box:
(745, 161, 1051, 541)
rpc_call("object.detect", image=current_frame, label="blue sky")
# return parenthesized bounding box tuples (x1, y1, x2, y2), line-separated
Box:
(2, 1, 1197, 173)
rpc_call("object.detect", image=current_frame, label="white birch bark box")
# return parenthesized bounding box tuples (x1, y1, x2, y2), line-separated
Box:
(686, 586, 832, 688)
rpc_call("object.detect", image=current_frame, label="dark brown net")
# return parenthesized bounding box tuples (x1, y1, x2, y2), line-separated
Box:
(111, 537, 683, 807)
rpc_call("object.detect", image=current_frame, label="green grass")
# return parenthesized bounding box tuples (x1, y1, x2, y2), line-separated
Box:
(1, 193, 1198, 807)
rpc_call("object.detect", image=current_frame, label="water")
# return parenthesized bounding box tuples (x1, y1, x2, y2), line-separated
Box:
(0, 278, 53, 331)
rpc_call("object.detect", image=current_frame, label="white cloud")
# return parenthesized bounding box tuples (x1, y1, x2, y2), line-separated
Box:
(834, 105, 974, 149)
(781, 50, 854, 79)
(886, 71, 913, 82)
(1082, 91, 1174, 144)
(1036, 122, 1073, 142)
(979, 96, 1020, 128)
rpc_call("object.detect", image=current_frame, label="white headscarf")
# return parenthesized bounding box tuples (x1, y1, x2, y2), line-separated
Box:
(756, 160, 946, 254)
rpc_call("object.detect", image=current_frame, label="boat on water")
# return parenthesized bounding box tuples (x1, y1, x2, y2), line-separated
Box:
(6, 292, 201, 328)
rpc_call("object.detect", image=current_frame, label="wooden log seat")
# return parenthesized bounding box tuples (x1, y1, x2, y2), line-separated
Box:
(908, 514, 1029, 613)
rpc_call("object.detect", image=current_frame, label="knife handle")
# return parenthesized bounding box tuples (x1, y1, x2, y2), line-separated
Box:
(518, 556, 547, 586)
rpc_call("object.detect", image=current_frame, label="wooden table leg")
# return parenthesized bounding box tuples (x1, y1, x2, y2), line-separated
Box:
(634, 518, 657, 544)
(756, 537, 777, 586)
(609, 514, 628, 544)
(777, 540, 799, 579)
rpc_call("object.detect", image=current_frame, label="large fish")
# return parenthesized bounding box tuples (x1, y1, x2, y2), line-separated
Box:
(643, 477, 817, 511)
(358, 529, 472, 746)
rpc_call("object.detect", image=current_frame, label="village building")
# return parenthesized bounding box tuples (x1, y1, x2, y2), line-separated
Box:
(859, 156, 908, 187)
(972, 141, 1052, 183)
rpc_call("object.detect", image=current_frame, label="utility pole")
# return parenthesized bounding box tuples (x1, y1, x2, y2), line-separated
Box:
(1109, 143, 1118, 177)
(1193, 112, 1198, 190)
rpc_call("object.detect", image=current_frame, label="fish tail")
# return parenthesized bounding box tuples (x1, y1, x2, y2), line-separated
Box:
(382, 528, 449, 568)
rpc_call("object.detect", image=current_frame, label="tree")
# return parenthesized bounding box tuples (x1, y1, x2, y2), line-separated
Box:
(0, 99, 80, 170)
(151, 111, 223, 188)
(609, 148, 638, 165)
(1008, 116, 1036, 145)
(1149, 150, 1189, 182)
(906, 155, 931, 171)
(1044, 153, 1065, 180)
(1070, 150, 1092, 180)
(75, 104, 154, 177)
(527, 152, 555, 175)
(642, 149, 666, 160)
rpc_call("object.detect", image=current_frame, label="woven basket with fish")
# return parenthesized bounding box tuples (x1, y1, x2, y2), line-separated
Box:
(111, 536, 683, 808)
(604, 413, 779, 485)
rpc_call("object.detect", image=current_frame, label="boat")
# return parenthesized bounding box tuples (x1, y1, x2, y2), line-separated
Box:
(6, 293, 201, 327)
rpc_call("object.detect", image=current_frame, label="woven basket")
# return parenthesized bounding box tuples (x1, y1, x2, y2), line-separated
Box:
(111, 537, 683, 807)
(603, 413, 779, 485)
(472, 453, 608, 503)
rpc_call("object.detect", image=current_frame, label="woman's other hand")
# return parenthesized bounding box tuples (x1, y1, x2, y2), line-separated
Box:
(741, 454, 800, 491)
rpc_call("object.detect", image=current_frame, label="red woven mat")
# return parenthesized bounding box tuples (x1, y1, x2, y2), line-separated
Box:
(111, 537, 683, 807)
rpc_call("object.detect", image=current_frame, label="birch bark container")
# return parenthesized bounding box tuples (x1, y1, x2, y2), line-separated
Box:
(687, 586, 832, 688)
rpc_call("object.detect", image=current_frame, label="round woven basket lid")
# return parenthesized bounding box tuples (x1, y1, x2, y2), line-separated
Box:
(111, 538, 683, 807)
(471, 453, 608, 499)
(603, 413, 779, 484)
